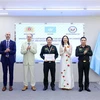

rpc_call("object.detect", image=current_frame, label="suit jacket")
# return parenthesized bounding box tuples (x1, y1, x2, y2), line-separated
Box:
(0, 40, 16, 64)
(21, 41, 37, 66)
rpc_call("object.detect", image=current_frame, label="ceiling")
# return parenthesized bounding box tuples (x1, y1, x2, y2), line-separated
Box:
(0, 0, 100, 16)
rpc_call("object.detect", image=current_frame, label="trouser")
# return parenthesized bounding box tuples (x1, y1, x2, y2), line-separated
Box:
(23, 65, 35, 86)
(2, 58, 14, 87)
(43, 62, 56, 88)
(78, 61, 90, 89)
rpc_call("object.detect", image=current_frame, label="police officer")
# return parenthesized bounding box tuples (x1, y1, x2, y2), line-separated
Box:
(75, 37, 92, 92)
(40, 36, 58, 91)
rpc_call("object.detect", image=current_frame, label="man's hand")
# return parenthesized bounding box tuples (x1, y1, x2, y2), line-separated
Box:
(5, 48, 10, 53)
(44, 60, 48, 62)
(27, 46, 31, 50)
(84, 50, 87, 54)
(84, 48, 89, 55)
(52, 59, 55, 62)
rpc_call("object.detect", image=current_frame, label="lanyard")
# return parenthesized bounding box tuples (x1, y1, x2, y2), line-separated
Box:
(47, 46, 53, 53)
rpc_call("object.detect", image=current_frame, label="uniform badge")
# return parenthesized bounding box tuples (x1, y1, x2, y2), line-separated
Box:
(79, 48, 82, 51)
(51, 48, 54, 51)
(45, 48, 48, 50)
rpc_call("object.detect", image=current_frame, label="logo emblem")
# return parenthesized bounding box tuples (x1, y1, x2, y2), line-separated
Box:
(24, 27, 34, 32)
(68, 26, 77, 33)
(45, 27, 56, 33)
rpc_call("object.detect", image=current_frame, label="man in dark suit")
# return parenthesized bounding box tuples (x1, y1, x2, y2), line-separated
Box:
(0, 32, 16, 91)
(75, 37, 92, 92)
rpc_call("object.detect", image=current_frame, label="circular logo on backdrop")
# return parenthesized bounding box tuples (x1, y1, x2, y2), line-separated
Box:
(68, 26, 77, 33)
(24, 27, 34, 32)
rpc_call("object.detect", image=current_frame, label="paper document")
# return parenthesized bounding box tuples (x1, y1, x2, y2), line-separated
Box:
(44, 54, 55, 61)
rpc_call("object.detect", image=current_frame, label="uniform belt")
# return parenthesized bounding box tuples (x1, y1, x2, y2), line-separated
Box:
(48, 61, 54, 63)
(45, 61, 54, 63)
(83, 60, 86, 62)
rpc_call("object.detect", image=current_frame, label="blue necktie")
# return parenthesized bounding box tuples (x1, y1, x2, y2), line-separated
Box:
(28, 42, 30, 46)
(6, 41, 9, 48)
(6, 41, 9, 57)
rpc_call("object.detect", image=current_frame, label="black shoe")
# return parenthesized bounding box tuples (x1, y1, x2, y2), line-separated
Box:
(43, 87, 48, 91)
(51, 87, 55, 91)
(79, 87, 83, 92)
(85, 88, 91, 92)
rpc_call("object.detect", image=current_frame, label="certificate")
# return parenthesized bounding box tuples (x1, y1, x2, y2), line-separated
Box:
(44, 54, 55, 61)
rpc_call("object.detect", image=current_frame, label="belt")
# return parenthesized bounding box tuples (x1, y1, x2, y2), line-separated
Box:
(44, 61, 54, 63)
(5, 55, 9, 58)
(83, 60, 86, 62)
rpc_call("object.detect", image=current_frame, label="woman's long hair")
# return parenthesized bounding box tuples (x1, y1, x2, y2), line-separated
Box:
(61, 35, 70, 47)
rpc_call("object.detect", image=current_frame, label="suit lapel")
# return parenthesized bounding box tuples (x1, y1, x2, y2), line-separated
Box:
(4, 40, 6, 48)
(9, 40, 11, 47)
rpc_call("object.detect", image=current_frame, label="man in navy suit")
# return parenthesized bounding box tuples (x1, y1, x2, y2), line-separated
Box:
(0, 32, 16, 91)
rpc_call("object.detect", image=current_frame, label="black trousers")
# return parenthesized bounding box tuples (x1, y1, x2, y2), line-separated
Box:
(2, 58, 14, 87)
(43, 62, 55, 88)
(78, 61, 90, 89)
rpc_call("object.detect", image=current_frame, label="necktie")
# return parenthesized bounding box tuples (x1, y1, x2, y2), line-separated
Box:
(6, 41, 9, 57)
(28, 42, 30, 46)
(6, 41, 9, 48)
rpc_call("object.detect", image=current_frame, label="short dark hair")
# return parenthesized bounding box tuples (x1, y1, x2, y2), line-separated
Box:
(80, 36, 87, 40)
(46, 36, 53, 41)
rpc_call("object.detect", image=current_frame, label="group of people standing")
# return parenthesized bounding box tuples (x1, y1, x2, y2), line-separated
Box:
(0, 32, 92, 92)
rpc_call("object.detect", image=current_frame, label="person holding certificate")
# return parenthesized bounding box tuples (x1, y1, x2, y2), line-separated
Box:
(40, 36, 58, 91)
(75, 37, 92, 92)
(59, 35, 74, 90)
